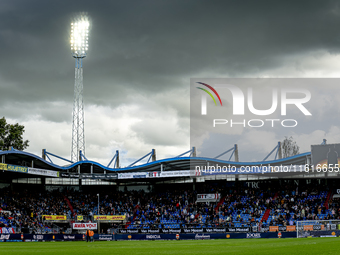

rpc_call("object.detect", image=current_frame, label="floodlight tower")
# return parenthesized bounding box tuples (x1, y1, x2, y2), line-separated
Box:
(70, 16, 89, 162)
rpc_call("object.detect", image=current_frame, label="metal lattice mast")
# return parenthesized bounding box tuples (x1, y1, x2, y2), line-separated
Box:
(70, 16, 89, 162)
(71, 58, 85, 162)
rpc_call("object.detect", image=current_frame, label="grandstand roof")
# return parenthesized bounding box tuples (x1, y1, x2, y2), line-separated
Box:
(0, 149, 311, 174)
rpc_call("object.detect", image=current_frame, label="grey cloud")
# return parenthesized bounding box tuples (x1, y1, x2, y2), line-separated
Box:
(2, 0, 340, 111)
(1, 0, 340, 161)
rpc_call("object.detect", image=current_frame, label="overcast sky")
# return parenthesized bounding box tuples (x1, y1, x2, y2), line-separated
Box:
(2, 0, 340, 166)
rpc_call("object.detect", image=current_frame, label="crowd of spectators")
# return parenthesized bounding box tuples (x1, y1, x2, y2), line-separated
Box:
(0, 189, 70, 233)
(0, 182, 339, 233)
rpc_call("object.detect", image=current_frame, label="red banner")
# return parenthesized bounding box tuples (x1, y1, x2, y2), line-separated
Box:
(0, 227, 15, 233)
(72, 223, 97, 230)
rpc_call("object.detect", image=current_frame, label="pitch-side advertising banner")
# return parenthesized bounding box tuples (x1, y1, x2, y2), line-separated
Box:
(159, 171, 191, 178)
(0, 163, 59, 177)
(72, 223, 97, 230)
(27, 168, 59, 177)
(118, 173, 147, 179)
(118, 171, 192, 179)
(93, 215, 126, 221)
(0, 163, 28, 173)
(0, 227, 15, 234)
(59, 173, 118, 179)
(197, 194, 221, 202)
(42, 215, 67, 220)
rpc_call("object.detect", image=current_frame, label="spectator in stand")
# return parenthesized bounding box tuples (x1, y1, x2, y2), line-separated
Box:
(0, 183, 336, 232)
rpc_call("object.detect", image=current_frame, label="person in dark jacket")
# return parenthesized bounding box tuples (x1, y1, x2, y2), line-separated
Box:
(86, 229, 90, 242)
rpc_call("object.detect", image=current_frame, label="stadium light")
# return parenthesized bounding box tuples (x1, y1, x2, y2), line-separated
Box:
(70, 15, 90, 162)
(71, 16, 89, 58)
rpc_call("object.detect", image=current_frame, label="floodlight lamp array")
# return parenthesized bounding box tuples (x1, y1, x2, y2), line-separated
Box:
(71, 16, 89, 58)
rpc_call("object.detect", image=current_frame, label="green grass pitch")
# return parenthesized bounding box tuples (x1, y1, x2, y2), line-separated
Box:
(1, 238, 339, 255)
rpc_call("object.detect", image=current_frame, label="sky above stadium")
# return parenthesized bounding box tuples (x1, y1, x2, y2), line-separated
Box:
(1, 0, 340, 166)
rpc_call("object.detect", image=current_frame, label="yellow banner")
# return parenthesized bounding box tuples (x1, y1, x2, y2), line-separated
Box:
(77, 215, 83, 221)
(42, 215, 67, 220)
(0, 163, 28, 173)
(0, 163, 7, 170)
(93, 215, 126, 221)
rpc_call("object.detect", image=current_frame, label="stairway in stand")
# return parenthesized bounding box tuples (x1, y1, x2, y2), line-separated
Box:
(261, 209, 271, 222)
(325, 191, 332, 210)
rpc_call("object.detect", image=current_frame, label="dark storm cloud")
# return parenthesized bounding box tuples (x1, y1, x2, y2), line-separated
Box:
(1, 0, 340, 121)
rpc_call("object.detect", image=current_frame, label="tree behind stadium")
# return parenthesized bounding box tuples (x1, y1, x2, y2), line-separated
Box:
(281, 136, 299, 158)
(0, 117, 29, 151)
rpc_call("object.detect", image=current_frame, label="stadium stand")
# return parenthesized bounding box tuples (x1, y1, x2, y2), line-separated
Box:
(1, 181, 339, 234)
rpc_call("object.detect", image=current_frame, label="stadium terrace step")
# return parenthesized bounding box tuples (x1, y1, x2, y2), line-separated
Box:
(261, 209, 271, 222)
(273, 192, 278, 200)
(215, 196, 226, 212)
(325, 191, 332, 210)
(64, 196, 75, 217)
